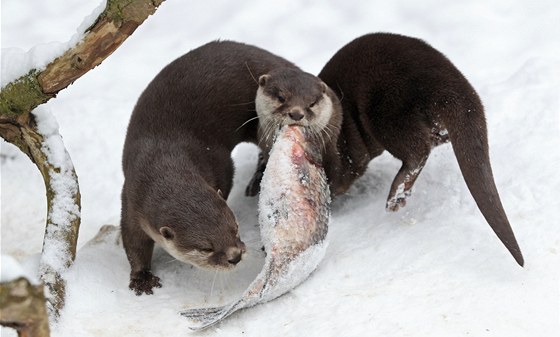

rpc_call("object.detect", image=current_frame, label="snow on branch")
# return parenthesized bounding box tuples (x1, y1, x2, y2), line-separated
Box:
(32, 106, 81, 318)
(0, 0, 167, 324)
(0, 0, 166, 120)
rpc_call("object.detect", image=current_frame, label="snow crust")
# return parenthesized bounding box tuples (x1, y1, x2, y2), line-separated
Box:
(1, 1, 559, 336)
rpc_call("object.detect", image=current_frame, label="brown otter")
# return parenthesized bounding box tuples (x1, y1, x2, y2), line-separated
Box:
(244, 68, 343, 195)
(121, 40, 340, 295)
(316, 33, 524, 266)
(122, 41, 299, 295)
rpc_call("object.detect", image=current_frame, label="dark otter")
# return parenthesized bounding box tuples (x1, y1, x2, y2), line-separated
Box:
(244, 67, 343, 195)
(121, 41, 301, 295)
(317, 33, 524, 266)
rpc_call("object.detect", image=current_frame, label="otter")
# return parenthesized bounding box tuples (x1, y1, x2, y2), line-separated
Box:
(244, 68, 343, 195)
(315, 32, 523, 266)
(121, 40, 340, 295)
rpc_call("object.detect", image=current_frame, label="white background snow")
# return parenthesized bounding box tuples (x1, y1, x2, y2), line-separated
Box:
(1, 0, 559, 336)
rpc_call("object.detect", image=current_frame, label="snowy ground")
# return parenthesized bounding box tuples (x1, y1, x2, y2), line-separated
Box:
(2, 0, 560, 336)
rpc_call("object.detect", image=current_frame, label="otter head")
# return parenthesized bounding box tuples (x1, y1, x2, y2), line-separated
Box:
(255, 67, 342, 150)
(147, 185, 246, 271)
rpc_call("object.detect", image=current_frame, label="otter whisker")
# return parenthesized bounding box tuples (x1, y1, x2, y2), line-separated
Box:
(310, 124, 327, 152)
(322, 124, 336, 142)
(245, 61, 259, 85)
(336, 82, 345, 103)
(260, 118, 278, 147)
(236, 116, 260, 132)
(257, 118, 271, 146)
(209, 271, 218, 299)
(228, 101, 256, 107)
(164, 257, 178, 264)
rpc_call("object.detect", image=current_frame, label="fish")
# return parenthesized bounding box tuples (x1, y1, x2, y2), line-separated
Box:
(180, 125, 331, 330)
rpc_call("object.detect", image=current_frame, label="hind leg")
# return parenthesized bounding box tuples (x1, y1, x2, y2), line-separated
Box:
(386, 155, 428, 211)
(373, 115, 432, 212)
(385, 122, 448, 210)
(385, 120, 449, 210)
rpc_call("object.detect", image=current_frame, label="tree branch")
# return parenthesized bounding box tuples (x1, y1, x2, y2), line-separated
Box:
(0, 0, 166, 323)
(0, 278, 50, 337)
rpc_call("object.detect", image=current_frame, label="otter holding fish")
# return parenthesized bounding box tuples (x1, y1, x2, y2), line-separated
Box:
(182, 124, 331, 330)
(121, 40, 341, 295)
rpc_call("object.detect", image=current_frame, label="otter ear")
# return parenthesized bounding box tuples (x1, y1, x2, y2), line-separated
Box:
(320, 82, 327, 94)
(160, 226, 175, 240)
(258, 74, 269, 87)
(217, 189, 224, 199)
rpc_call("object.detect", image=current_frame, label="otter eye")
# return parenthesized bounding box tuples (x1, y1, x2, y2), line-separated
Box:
(309, 101, 317, 108)
(277, 94, 286, 104)
(200, 248, 213, 253)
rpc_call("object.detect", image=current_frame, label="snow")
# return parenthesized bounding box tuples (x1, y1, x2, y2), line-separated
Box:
(0, 254, 40, 284)
(1, 0, 560, 336)
(0, 0, 106, 88)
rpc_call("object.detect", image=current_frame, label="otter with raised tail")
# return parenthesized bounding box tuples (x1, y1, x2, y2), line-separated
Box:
(316, 32, 523, 265)
(121, 40, 341, 295)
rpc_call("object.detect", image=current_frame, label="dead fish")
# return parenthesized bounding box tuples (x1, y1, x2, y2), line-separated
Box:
(180, 125, 330, 330)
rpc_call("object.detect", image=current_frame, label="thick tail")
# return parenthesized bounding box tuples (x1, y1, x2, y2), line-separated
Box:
(443, 102, 524, 266)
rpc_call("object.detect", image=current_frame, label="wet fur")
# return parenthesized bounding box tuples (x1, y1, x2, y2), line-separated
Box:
(317, 33, 523, 265)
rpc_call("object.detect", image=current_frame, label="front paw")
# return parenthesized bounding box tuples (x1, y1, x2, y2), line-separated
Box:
(129, 270, 162, 296)
(245, 172, 263, 197)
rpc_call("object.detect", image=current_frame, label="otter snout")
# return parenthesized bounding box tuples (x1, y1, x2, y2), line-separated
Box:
(288, 108, 305, 121)
(226, 242, 246, 266)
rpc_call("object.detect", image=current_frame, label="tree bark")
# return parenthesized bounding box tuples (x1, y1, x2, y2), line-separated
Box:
(0, 278, 50, 337)
(0, 0, 166, 322)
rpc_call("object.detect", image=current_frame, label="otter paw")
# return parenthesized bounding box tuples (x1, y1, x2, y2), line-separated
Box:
(129, 270, 162, 296)
(386, 197, 406, 212)
(245, 173, 262, 197)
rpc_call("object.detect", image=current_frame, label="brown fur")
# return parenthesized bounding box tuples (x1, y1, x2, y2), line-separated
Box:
(317, 33, 523, 266)
(121, 40, 299, 295)
(245, 68, 343, 196)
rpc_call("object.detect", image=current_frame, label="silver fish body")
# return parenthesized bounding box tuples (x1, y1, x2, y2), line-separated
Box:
(181, 125, 330, 329)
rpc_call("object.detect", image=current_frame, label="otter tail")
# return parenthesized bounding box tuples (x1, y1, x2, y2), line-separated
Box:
(443, 102, 524, 266)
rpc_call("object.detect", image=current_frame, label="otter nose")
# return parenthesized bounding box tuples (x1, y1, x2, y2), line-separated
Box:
(226, 246, 244, 265)
(228, 253, 242, 265)
(288, 110, 304, 121)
